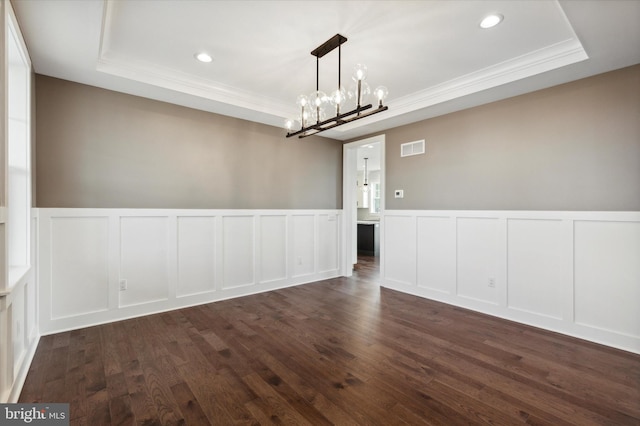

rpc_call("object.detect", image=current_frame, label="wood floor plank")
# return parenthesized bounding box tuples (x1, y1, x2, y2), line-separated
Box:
(430, 345, 626, 425)
(176, 361, 238, 425)
(241, 372, 315, 426)
(127, 388, 161, 426)
(100, 324, 123, 377)
(106, 372, 128, 400)
(390, 402, 437, 426)
(253, 347, 360, 425)
(140, 361, 184, 425)
(19, 255, 640, 425)
(170, 381, 211, 426)
(84, 388, 111, 426)
(108, 394, 136, 426)
(216, 367, 268, 424)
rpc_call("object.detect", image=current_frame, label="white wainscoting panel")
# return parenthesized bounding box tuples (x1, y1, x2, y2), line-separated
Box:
(292, 215, 315, 278)
(416, 216, 455, 294)
(318, 214, 339, 273)
(1, 212, 40, 403)
(177, 216, 216, 297)
(574, 220, 640, 339)
(456, 217, 501, 305)
(120, 216, 170, 307)
(382, 210, 640, 354)
(11, 285, 25, 376)
(25, 275, 36, 345)
(507, 219, 565, 320)
(222, 216, 255, 289)
(259, 215, 287, 284)
(38, 209, 341, 335)
(51, 217, 109, 318)
(383, 215, 416, 286)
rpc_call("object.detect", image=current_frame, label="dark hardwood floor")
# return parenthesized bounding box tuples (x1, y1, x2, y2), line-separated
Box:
(20, 255, 640, 425)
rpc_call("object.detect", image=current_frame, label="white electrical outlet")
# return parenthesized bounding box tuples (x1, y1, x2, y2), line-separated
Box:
(488, 278, 495, 288)
(119, 279, 128, 291)
(394, 189, 404, 198)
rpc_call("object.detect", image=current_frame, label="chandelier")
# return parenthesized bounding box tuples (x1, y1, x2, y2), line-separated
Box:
(362, 157, 369, 193)
(284, 34, 389, 139)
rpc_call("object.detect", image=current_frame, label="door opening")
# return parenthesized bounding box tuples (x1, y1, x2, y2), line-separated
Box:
(342, 135, 385, 277)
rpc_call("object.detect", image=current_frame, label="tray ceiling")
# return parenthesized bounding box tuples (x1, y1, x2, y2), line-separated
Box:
(12, 0, 640, 140)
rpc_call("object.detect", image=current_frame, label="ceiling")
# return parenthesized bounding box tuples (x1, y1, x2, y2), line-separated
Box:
(11, 0, 640, 141)
(357, 143, 381, 172)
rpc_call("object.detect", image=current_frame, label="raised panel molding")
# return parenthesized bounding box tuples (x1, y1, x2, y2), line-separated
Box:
(0, 211, 39, 403)
(318, 214, 339, 273)
(37, 209, 341, 335)
(456, 217, 500, 305)
(416, 216, 455, 294)
(383, 215, 416, 286)
(177, 216, 216, 297)
(382, 210, 640, 354)
(119, 217, 170, 307)
(507, 219, 565, 320)
(574, 220, 640, 338)
(50, 217, 110, 318)
(222, 216, 255, 288)
(292, 215, 315, 278)
(11, 285, 25, 378)
(259, 215, 287, 283)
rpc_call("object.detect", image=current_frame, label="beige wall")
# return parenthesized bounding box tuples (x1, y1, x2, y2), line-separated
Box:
(34, 65, 640, 211)
(35, 75, 342, 209)
(353, 65, 640, 211)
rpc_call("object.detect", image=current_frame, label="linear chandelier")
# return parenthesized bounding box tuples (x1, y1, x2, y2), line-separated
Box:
(284, 34, 389, 139)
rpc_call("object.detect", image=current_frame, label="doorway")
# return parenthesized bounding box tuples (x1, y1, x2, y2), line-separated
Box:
(342, 134, 385, 277)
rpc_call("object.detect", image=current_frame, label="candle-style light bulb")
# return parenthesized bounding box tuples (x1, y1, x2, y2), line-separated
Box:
(374, 86, 388, 107)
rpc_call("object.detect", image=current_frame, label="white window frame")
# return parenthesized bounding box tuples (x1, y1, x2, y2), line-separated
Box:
(6, 2, 32, 288)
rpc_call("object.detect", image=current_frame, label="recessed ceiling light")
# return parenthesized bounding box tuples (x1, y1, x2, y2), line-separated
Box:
(195, 52, 213, 63)
(480, 14, 503, 29)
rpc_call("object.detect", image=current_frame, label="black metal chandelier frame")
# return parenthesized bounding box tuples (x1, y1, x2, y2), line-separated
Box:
(286, 34, 388, 139)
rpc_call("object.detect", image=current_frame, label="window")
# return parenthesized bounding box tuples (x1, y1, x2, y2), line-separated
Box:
(370, 182, 381, 214)
(7, 8, 32, 287)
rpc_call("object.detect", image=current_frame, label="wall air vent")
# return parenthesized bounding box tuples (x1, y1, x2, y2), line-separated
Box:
(400, 139, 425, 157)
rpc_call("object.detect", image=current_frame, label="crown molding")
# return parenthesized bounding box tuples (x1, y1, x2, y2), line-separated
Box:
(97, 1, 294, 121)
(332, 36, 588, 134)
(95, 56, 294, 118)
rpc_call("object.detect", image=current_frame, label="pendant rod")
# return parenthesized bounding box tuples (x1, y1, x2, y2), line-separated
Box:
(316, 56, 320, 123)
(338, 43, 341, 90)
(337, 43, 342, 115)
